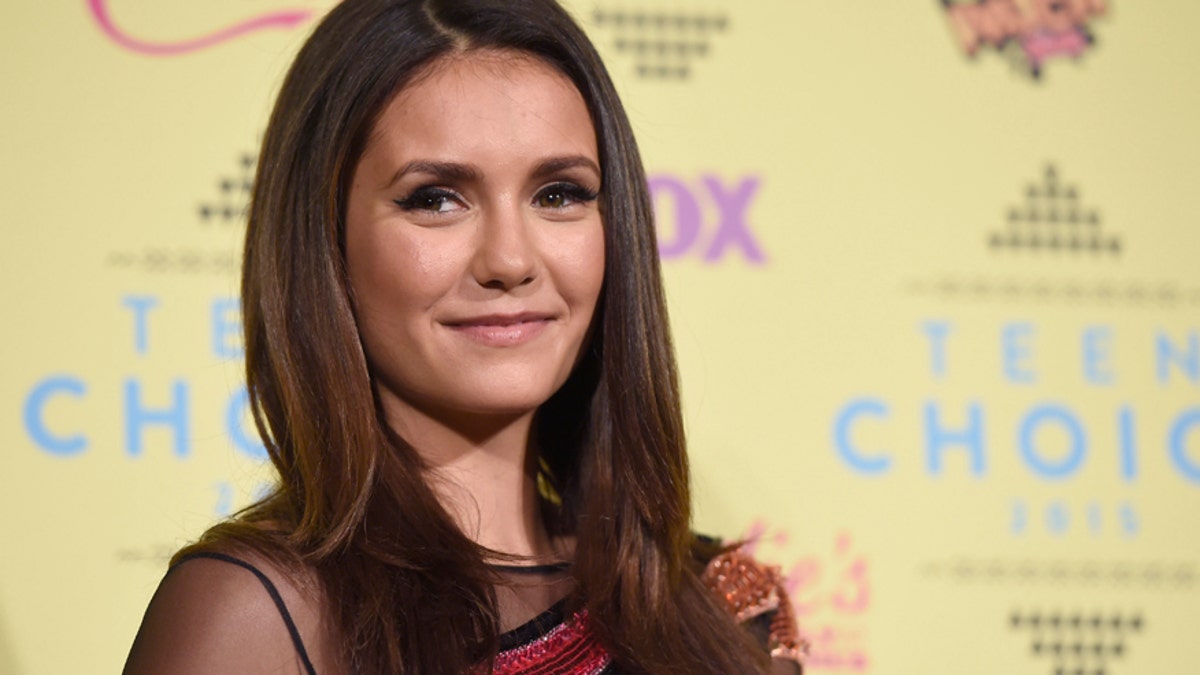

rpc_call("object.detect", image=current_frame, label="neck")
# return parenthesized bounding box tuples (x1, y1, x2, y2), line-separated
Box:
(382, 399, 555, 559)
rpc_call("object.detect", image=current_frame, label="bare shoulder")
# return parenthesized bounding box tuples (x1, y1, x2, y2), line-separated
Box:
(124, 548, 339, 674)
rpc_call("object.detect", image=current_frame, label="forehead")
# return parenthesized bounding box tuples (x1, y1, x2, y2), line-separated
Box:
(365, 49, 598, 163)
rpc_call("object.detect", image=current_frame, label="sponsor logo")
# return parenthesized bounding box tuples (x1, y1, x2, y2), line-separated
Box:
(22, 295, 258, 461)
(940, 0, 1107, 78)
(864, 160, 1195, 671)
(650, 172, 767, 264)
(837, 162, 1200, 545)
(24, 145, 265, 520)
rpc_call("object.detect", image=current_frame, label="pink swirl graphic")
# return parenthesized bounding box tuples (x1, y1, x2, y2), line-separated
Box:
(87, 0, 315, 56)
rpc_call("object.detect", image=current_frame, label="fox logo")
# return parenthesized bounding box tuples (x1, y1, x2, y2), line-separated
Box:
(940, 0, 1107, 78)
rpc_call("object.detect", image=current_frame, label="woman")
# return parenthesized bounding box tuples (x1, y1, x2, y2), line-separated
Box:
(124, 0, 804, 672)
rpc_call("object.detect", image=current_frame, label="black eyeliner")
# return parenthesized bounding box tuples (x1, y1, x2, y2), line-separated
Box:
(394, 186, 458, 211)
(540, 182, 599, 204)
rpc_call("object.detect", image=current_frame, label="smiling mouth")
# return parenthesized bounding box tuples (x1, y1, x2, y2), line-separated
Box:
(443, 313, 554, 346)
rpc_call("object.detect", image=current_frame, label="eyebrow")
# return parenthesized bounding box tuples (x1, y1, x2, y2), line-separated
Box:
(530, 155, 602, 181)
(387, 161, 481, 188)
(385, 155, 601, 189)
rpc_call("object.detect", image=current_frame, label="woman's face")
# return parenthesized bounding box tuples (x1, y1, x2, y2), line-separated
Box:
(344, 50, 605, 431)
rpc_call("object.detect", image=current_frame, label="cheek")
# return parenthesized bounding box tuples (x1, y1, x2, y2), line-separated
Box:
(555, 224, 606, 309)
(349, 227, 463, 316)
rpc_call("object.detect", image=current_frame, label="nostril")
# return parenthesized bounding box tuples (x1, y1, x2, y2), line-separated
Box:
(480, 274, 536, 291)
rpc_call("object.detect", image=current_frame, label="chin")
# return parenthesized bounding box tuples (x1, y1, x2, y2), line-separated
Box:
(456, 391, 559, 418)
(376, 366, 578, 428)
(447, 369, 574, 415)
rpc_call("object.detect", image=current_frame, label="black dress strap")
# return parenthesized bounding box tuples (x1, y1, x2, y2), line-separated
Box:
(172, 552, 318, 675)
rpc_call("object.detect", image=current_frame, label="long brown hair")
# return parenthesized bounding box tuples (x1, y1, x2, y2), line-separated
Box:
(181, 0, 769, 672)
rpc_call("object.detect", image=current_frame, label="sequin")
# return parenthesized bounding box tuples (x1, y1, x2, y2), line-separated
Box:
(701, 548, 810, 665)
(490, 609, 611, 675)
(483, 547, 809, 673)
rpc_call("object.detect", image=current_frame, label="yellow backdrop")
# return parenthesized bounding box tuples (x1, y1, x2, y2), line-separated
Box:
(2, 1, 1197, 673)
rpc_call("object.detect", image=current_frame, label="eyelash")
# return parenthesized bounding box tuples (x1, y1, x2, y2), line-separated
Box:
(394, 187, 460, 213)
(534, 182, 600, 209)
(393, 182, 600, 213)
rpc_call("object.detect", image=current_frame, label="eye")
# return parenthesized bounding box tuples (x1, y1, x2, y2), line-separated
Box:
(394, 187, 463, 213)
(534, 182, 599, 209)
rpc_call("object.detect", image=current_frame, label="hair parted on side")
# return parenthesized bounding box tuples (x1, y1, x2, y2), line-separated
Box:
(177, 0, 771, 672)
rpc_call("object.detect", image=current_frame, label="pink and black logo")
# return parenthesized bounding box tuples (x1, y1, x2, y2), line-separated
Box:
(940, 0, 1107, 78)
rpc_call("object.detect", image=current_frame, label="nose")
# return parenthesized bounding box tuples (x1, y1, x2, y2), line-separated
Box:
(471, 202, 538, 290)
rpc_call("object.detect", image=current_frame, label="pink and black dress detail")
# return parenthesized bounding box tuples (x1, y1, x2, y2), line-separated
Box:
(486, 548, 808, 674)
(490, 603, 611, 675)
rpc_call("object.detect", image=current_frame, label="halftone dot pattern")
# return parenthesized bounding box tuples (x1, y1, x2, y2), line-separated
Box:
(106, 151, 254, 274)
(904, 278, 1200, 307)
(105, 249, 238, 274)
(198, 152, 256, 225)
(1009, 609, 1143, 675)
(919, 560, 1199, 588)
(591, 6, 729, 80)
(988, 164, 1119, 257)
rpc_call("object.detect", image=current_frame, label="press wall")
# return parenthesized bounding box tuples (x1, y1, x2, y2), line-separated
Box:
(2, 2, 1198, 673)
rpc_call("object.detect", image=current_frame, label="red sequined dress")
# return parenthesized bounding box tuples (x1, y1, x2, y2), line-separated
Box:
(488, 547, 807, 675)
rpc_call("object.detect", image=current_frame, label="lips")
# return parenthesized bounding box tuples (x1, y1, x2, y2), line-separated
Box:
(442, 312, 555, 346)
